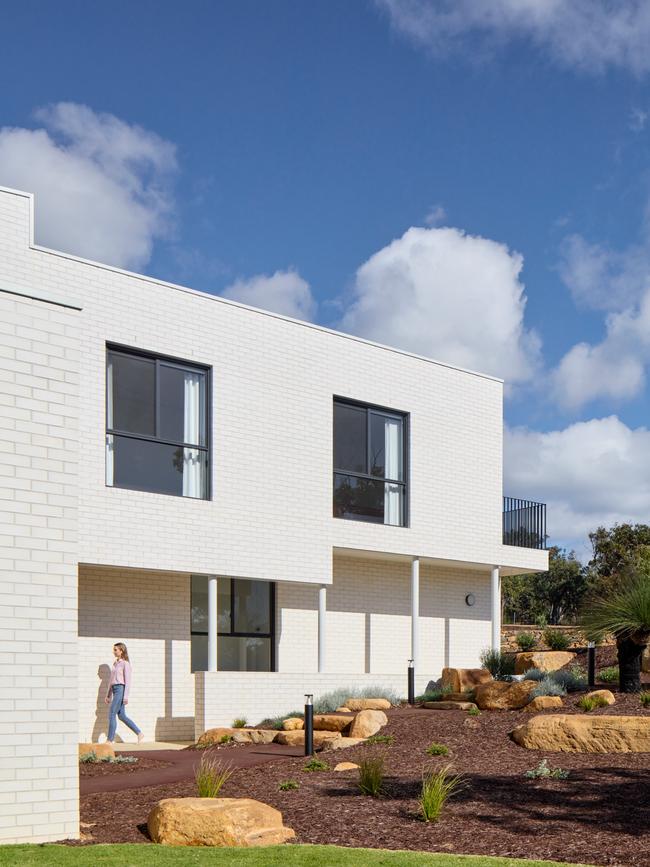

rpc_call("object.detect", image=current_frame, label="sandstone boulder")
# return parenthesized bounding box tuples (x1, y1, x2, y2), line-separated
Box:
(525, 696, 563, 712)
(584, 689, 616, 706)
(514, 651, 575, 675)
(423, 701, 477, 711)
(643, 646, 650, 673)
(511, 714, 650, 752)
(313, 714, 354, 732)
(147, 797, 295, 847)
(79, 743, 114, 759)
(349, 709, 388, 738)
(336, 706, 352, 713)
(441, 668, 493, 693)
(198, 728, 278, 746)
(344, 698, 391, 711)
(237, 730, 278, 745)
(326, 736, 365, 750)
(275, 730, 340, 747)
(334, 761, 359, 772)
(198, 727, 239, 746)
(474, 679, 536, 710)
(282, 718, 304, 731)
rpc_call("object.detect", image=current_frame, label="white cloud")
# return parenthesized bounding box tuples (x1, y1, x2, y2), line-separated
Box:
(629, 106, 648, 132)
(505, 417, 650, 556)
(339, 225, 541, 383)
(221, 269, 317, 321)
(377, 0, 650, 75)
(559, 232, 650, 312)
(0, 102, 176, 270)
(552, 289, 650, 409)
(424, 203, 447, 226)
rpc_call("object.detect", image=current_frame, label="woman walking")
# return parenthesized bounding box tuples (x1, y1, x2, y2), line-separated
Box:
(105, 642, 144, 743)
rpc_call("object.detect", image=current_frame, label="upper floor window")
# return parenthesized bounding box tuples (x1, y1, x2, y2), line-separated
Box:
(333, 398, 407, 526)
(106, 347, 209, 499)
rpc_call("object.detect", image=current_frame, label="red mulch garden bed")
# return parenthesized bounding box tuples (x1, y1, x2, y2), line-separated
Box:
(78, 690, 650, 866)
(80, 756, 171, 777)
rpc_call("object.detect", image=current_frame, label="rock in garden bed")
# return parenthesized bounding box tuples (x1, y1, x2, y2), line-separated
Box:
(441, 667, 492, 692)
(511, 713, 650, 752)
(514, 651, 576, 674)
(148, 797, 295, 846)
(474, 679, 536, 710)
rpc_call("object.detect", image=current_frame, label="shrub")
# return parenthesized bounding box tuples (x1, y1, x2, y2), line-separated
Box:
(79, 752, 98, 763)
(640, 692, 650, 708)
(219, 734, 233, 744)
(303, 758, 329, 772)
(552, 667, 587, 692)
(425, 743, 449, 756)
(525, 759, 569, 780)
(542, 628, 571, 651)
(232, 718, 247, 728)
(419, 764, 464, 822)
(365, 734, 394, 746)
(516, 632, 537, 651)
(578, 694, 609, 712)
(467, 706, 481, 716)
(358, 757, 385, 797)
(415, 685, 452, 703)
(279, 780, 299, 790)
(532, 676, 567, 698)
(523, 668, 545, 682)
(599, 666, 619, 684)
(479, 648, 516, 680)
(195, 756, 233, 797)
(312, 685, 401, 714)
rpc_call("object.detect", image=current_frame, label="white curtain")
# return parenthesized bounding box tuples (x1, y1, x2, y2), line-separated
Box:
(183, 372, 203, 498)
(384, 418, 401, 525)
(105, 358, 114, 486)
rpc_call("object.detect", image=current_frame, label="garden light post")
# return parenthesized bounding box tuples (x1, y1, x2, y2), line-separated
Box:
(587, 641, 596, 689)
(304, 694, 314, 757)
(408, 658, 415, 705)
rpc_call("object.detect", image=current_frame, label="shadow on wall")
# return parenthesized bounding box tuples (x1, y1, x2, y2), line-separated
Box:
(154, 638, 195, 742)
(91, 664, 111, 743)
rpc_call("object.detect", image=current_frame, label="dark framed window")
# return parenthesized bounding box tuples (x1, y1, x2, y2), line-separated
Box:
(190, 576, 275, 672)
(106, 346, 209, 499)
(333, 398, 407, 526)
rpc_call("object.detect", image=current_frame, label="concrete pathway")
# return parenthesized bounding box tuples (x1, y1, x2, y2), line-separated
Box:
(80, 743, 304, 795)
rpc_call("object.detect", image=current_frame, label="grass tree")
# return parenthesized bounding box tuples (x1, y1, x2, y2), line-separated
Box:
(581, 565, 650, 693)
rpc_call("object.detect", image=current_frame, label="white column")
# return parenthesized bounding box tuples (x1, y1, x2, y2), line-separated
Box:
(207, 576, 218, 672)
(490, 566, 501, 652)
(318, 584, 327, 673)
(411, 557, 420, 667)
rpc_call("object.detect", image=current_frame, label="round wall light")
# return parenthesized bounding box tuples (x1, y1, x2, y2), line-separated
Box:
(465, 593, 476, 607)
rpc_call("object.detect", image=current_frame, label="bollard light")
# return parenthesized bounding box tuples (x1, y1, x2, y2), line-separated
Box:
(304, 694, 314, 757)
(587, 641, 596, 689)
(408, 658, 415, 705)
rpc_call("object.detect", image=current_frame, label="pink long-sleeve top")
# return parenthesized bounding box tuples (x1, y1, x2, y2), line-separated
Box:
(107, 659, 132, 701)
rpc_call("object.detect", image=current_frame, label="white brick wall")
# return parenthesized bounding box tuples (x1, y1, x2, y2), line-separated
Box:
(0, 289, 80, 844)
(0, 186, 546, 587)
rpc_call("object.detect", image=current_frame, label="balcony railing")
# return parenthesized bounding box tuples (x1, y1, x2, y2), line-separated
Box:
(503, 497, 547, 549)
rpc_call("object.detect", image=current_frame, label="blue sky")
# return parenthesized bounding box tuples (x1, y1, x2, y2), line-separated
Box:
(2, 1, 650, 557)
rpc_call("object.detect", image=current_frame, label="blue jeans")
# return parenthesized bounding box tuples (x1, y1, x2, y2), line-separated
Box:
(107, 684, 141, 741)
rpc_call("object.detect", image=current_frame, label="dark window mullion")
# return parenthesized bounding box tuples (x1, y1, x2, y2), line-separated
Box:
(365, 407, 371, 476)
(154, 359, 161, 439)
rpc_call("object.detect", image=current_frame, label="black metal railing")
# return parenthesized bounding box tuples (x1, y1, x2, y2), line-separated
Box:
(503, 497, 547, 549)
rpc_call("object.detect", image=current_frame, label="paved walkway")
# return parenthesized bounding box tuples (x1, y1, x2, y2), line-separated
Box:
(80, 744, 304, 795)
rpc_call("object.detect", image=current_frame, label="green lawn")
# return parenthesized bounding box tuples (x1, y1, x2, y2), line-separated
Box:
(0, 844, 591, 867)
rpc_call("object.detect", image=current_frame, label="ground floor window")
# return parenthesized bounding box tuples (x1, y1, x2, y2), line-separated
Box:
(190, 575, 275, 672)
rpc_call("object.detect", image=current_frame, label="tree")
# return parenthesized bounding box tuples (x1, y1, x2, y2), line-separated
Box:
(503, 547, 591, 625)
(588, 523, 650, 594)
(581, 558, 650, 693)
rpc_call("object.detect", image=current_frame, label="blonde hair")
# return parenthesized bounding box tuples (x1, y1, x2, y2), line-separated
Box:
(113, 642, 130, 662)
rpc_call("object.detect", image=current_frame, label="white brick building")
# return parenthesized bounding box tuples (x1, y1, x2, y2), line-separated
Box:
(0, 185, 548, 843)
